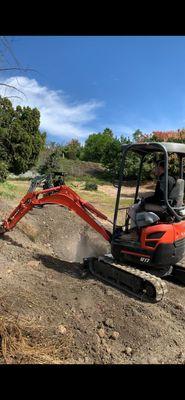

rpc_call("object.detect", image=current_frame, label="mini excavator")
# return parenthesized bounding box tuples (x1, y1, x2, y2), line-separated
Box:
(0, 142, 185, 302)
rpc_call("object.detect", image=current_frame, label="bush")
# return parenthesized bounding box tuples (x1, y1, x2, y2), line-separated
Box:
(38, 150, 62, 174)
(0, 161, 9, 182)
(84, 181, 98, 191)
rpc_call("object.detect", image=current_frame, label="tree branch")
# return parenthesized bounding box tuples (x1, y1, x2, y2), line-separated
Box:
(0, 83, 26, 98)
(0, 67, 38, 74)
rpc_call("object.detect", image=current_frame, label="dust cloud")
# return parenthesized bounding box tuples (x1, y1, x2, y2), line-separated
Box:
(74, 229, 110, 262)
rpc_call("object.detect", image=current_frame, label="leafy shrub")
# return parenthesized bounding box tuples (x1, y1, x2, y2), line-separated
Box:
(0, 161, 9, 182)
(84, 181, 98, 191)
(38, 150, 62, 174)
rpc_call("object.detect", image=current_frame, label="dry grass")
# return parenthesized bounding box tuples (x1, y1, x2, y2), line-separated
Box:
(0, 316, 73, 364)
(69, 184, 132, 221)
(0, 181, 29, 200)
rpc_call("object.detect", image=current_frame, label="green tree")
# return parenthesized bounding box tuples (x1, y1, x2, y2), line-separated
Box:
(0, 97, 15, 128)
(64, 139, 82, 160)
(101, 135, 139, 178)
(101, 137, 122, 177)
(38, 148, 62, 174)
(132, 129, 143, 143)
(0, 97, 46, 175)
(81, 128, 114, 162)
(101, 134, 154, 180)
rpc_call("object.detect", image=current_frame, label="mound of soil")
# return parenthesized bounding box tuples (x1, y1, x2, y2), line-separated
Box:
(0, 199, 184, 364)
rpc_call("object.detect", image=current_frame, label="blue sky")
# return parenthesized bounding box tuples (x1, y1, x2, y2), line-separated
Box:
(1, 36, 185, 143)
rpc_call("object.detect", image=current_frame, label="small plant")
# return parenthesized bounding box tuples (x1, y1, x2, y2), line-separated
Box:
(0, 181, 17, 199)
(84, 181, 98, 191)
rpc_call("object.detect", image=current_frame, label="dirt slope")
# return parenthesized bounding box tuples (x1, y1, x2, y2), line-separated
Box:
(0, 199, 184, 364)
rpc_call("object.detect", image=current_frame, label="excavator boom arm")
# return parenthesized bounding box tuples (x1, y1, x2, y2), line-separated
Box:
(0, 185, 112, 242)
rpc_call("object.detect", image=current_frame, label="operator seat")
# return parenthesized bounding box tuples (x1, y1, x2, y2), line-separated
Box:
(144, 178, 185, 220)
(168, 178, 184, 207)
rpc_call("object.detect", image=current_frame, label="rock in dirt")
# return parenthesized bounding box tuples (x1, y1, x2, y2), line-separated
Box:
(147, 356, 159, 364)
(177, 351, 185, 360)
(84, 356, 91, 363)
(27, 260, 40, 268)
(51, 294, 58, 300)
(105, 345, 112, 354)
(97, 328, 106, 338)
(101, 338, 107, 346)
(105, 289, 113, 296)
(58, 324, 67, 335)
(93, 333, 101, 345)
(124, 346, 133, 356)
(110, 331, 120, 340)
(104, 318, 114, 328)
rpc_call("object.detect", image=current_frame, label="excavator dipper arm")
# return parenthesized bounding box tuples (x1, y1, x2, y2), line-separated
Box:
(0, 185, 112, 242)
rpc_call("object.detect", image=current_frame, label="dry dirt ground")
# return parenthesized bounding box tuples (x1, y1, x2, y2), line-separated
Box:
(0, 194, 184, 364)
(98, 182, 155, 199)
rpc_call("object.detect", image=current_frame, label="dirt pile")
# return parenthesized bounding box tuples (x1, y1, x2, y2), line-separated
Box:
(0, 199, 184, 364)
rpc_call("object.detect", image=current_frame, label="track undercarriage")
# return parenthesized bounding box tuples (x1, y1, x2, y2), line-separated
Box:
(83, 255, 185, 302)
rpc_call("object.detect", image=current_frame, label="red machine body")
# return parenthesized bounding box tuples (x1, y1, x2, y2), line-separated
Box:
(112, 220, 185, 268)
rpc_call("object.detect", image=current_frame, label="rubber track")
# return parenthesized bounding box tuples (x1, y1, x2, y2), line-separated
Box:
(91, 256, 168, 302)
(176, 259, 185, 268)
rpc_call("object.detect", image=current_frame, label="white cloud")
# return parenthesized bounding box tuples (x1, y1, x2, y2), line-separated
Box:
(0, 76, 103, 141)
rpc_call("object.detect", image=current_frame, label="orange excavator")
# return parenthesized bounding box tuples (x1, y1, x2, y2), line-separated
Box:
(0, 142, 185, 302)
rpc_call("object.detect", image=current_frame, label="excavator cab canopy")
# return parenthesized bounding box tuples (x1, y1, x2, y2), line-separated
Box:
(121, 142, 185, 156)
(113, 142, 185, 231)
